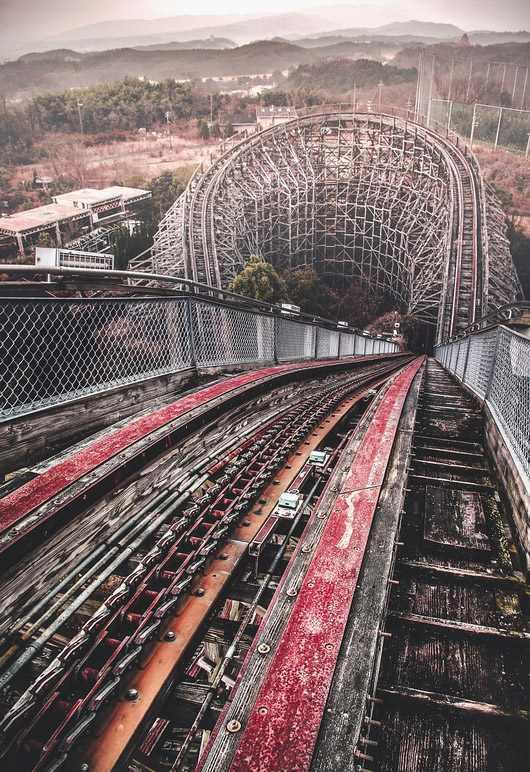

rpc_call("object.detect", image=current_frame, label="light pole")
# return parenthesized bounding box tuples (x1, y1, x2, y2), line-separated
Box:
(378, 80, 383, 110)
(165, 110, 172, 150)
(76, 99, 84, 136)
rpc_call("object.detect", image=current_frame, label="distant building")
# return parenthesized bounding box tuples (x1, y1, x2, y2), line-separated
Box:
(256, 106, 297, 130)
(0, 185, 151, 256)
(218, 112, 257, 134)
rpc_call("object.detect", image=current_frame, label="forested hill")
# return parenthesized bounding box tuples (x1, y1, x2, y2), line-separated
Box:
(392, 41, 530, 69)
(1, 40, 361, 100)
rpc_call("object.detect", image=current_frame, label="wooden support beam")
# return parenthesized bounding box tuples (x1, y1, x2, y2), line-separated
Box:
(396, 559, 526, 590)
(378, 686, 530, 722)
(388, 610, 530, 641)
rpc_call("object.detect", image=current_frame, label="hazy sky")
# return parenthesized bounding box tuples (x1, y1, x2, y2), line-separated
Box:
(1, 0, 529, 40)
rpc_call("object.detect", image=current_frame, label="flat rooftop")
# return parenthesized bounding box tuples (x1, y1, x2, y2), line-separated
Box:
(0, 186, 151, 236)
(0, 203, 87, 235)
(54, 186, 151, 207)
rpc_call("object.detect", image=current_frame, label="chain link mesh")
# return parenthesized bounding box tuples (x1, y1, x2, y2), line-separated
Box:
(339, 332, 355, 357)
(435, 326, 530, 481)
(276, 318, 316, 362)
(316, 328, 340, 359)
(0, 298, 192, 418)
(0, 298, 398, 420)
(488, 328, 530, 479)
(190, 300, 275, 367)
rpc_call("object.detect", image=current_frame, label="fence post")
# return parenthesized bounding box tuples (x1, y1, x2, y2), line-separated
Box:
(461, 336, 472, 384)
(273, 315, 279, 364)
(485, 327, 501, 401)
(186, 297, 198, 371)
(314, 325, 319, 360)
(338, 332, 342, 359)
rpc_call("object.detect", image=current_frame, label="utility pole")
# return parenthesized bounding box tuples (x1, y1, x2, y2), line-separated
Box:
(378, 81, 383, 110)
(165, 110, 172, 150)
(469, 103, 478, 148)
(76, 99, 84, 136)
(210, 94, 213, 124)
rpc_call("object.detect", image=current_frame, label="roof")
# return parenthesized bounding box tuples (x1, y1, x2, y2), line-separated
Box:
(256, 106, 297, 119)
(53, 186, 150, 208)
(218, 112, 256, 126)
(0, 203, 88, 235)
(0, 186, 151, 237)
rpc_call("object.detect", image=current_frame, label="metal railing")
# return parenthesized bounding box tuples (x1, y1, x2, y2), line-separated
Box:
(0, 294, 399, 420)
(435, 325, 530, 483)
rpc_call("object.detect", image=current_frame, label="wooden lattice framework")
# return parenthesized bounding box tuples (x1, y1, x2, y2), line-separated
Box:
(133, 110, 521, 339)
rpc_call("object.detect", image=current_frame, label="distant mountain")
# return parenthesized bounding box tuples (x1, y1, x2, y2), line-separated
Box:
(375, 21, 464, 38)
(0, 40, 328, 99)
(468, 30, 530, 44)
(134, 38, 236, 52)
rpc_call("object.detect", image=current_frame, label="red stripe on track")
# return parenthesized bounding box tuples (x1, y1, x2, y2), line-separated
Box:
(0, 358, 381, 534)
(229, 357, 423, 772)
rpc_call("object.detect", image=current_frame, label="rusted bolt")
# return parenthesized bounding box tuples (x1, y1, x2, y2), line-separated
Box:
(126, 689, 139, 701)
(227, 720, 241, 733)
(378, 631, 392, 638)
(286, 464, 292, 469)
(273, 479, 280, 485)
(195, 588, 206, 596)
(164, 631, 176, 642)
(387, 579, 399, 585)
(317, 512, 325, 519)
(355, 749, 374, 762)
(258, 706, 268, 716)
(301, 545, 312, 553)
(360, 737, 379, 747)
(364, 717, 382, 726)
(286, 588, 297, 597)
(367, 695, 384, 703)
(243, 520, 251, 527)
(79, 765, 91, 772)
(219, 553, 229, 560)
(258, 643, 270, 654)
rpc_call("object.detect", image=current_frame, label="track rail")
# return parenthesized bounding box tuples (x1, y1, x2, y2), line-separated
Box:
(0, 356, 411, 772)
(175, 112, 483, 334)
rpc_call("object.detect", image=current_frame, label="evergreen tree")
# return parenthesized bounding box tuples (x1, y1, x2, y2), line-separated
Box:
(229, 255, 289, 304)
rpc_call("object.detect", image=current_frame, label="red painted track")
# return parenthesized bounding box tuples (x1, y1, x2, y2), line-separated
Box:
(0, 358, 388, 535)
(226, 357, 423, 772)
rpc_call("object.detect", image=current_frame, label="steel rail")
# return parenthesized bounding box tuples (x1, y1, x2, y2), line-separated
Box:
(0, 360, 407, 771)
(171, 476, 322, 772)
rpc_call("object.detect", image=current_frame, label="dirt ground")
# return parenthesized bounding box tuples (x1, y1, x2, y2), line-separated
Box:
(13, 133, 220, 190)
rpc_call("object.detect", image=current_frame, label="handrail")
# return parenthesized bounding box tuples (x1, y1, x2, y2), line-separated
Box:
(437, 301, 530, 345)
(0, 264, 392, 340)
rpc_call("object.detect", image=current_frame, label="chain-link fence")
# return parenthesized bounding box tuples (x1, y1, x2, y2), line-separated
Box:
(435, 325, 530, 482)
(0, 296, 399, 420)
(429, 99, 530, 155)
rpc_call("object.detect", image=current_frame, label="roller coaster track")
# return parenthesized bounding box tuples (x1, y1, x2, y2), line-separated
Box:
(149, 110, 520, 341)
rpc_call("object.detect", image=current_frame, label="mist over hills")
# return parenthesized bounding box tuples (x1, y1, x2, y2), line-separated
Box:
(2, 2, 529, 60)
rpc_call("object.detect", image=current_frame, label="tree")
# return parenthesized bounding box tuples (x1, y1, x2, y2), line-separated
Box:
(331, 280, 392, 329)
(507, 217, 530, 299)
(197, 118, 210, 139)
(282, 268, 335, 317)
(148, 167, 195, 216)
(224, 120, 234, 138)
(229, 255, 288, 304)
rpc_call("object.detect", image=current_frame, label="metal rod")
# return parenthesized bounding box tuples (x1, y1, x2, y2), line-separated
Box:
(170, 479, 321, 771)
